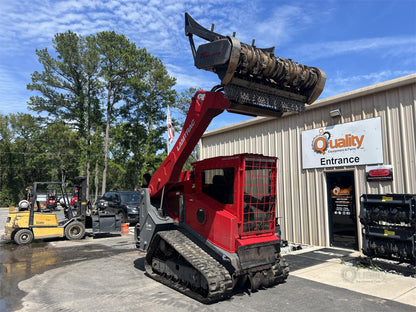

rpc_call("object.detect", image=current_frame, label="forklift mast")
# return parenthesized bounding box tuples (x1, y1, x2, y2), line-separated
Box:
(29, 182, 71, 225)
(73, 176, 88, 220)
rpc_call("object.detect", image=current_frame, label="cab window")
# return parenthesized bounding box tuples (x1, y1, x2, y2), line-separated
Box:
(201, 167, 234, 204)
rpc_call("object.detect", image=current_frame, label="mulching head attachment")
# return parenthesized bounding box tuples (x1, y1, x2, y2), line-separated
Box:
(185, 13, 326, 117)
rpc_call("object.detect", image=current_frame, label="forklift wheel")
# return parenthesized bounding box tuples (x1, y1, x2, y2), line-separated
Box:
(14, 229, 34, 245)
(65, 221, 86, 240)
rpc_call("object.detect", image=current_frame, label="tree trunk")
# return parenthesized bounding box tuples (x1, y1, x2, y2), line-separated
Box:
(94, 160, 99, 201)
(86, 159, 90, 201)
(134, 158, 138, 189)
(101, 83, 112, 195)
(86, 87, 91, 201)
(61, 171, 66, 185)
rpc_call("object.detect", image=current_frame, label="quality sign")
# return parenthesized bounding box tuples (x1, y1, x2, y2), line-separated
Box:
(302, 117, 383, 169)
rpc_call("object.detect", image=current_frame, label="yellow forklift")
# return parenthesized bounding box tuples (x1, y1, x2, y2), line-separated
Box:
(4, 177, 121, 245)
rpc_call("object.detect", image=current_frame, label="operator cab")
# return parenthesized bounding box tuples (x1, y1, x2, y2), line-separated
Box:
(164, 153, 278, 253)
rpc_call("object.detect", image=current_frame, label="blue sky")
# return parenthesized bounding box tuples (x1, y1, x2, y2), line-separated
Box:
(0, 0, 415, 130)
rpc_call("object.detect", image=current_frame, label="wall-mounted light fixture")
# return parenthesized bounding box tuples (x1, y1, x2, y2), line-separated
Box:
(329, 108, 341, 118)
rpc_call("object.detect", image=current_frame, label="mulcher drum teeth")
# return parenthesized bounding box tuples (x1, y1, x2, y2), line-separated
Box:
(224, 83, 305, 117)
(185, 13, 326, 117)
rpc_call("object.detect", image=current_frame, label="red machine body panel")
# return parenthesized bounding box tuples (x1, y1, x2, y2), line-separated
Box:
(185, 194, 238, 253)
(165, 154, 279, 253)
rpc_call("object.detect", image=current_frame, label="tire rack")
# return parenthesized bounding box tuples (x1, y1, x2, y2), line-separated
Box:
(360, 194, 416, 265)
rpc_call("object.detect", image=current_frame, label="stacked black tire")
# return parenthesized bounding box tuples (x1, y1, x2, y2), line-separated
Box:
(360, 194, 416, 265)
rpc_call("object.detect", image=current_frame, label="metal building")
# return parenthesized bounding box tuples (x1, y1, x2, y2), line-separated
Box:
(200, 74, 416, 250)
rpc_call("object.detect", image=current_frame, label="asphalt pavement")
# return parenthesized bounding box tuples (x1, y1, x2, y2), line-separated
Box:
(1, 207, 415, 312)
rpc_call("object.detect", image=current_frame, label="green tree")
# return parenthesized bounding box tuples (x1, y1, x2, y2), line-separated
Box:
(93, 31, 149, 194)
(0, 113, 48, 205)
(27, 30, 102, 198)
(173, 87, 198, 124)
(41, 122, 81, 183)
(24, 30, 178, 197)
(82, 34, 103, 198)
(120, 56, 177, 184)
(0, 113, 15, 205)
(8, 113, 44, 186)
(27, 31, 90, 131)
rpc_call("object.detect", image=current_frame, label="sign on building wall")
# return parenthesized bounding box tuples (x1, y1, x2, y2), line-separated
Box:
(302, 117, 383, 169)
(366, 165, 393, 181)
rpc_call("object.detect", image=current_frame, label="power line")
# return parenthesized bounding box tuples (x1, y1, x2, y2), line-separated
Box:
(0, 151, 79, 156)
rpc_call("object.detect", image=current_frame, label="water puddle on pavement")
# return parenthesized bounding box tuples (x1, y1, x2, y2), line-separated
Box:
(0, 239, 134, 311)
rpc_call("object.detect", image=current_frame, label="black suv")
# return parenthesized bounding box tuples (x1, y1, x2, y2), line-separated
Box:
(96, 190, 140, 225)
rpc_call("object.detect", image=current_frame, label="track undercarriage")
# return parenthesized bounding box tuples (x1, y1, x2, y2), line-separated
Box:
(145, 229, 289, 303)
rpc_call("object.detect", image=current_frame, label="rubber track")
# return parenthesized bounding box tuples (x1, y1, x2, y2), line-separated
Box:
(145, 229, 233, 303)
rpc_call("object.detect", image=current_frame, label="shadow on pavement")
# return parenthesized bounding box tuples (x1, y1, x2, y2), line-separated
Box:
(284, 248, 356, 272)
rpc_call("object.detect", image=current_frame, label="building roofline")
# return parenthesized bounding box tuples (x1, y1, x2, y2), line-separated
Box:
(203, 73, 416, 138)
(307, 73, 416, 109)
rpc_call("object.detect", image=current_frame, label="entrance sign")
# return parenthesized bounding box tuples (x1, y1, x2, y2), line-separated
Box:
(302, 117, 383, 169)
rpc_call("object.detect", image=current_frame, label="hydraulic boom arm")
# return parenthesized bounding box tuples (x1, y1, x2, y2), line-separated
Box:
(148, 14, 327, 199)
(148, 91, 230, 198)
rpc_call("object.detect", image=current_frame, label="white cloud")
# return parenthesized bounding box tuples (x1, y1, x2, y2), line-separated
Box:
(0, 1, 308, 60)
(165, 63, 217, 91)
(1, 0, 415, 118)
(322, 70, 415, 98)
(252, 5, 304, 45)
(0, 67, 31, 114)
(299, 36, 416, 60)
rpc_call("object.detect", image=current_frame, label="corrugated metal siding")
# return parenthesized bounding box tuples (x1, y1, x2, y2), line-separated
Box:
(200, 75, 416, 247)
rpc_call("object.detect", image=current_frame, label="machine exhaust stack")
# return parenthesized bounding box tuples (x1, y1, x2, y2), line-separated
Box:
(185, 13, 326, 117)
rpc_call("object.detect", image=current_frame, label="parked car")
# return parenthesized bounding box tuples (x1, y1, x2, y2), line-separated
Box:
(95, 190, 140, 225)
